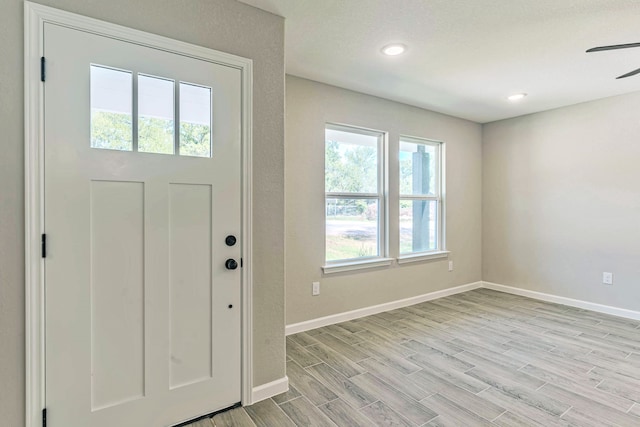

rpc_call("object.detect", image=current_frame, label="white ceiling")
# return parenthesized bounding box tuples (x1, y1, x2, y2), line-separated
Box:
(238, 0, 640, 123)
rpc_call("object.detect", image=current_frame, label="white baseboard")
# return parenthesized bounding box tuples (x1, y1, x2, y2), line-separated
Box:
(250, 376, 289, 404)
(285, 281, 483, 335)
(483, 281, 640, 321)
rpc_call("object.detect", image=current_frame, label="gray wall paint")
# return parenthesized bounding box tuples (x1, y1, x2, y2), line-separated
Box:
(0, 1, 284, 424)
(483, 91, 640, 311)
(285, 76, 483, 325)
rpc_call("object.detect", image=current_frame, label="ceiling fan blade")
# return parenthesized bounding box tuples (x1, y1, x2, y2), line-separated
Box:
(587, 42, 640, 53)
(616, 67, 640, 79)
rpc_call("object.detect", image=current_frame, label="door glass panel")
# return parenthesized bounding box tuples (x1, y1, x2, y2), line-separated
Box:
(180, 82, 212, 157)
(138, 75, 175, 154)
(90, 65, 133, 151)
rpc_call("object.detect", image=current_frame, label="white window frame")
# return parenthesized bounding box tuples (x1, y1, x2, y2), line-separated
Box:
(397, 135, 449, 264)
(322, 123, 392, 273)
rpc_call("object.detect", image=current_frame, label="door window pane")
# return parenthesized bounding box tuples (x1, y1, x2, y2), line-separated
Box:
(90, 65, 133, 151)
(138, 75, 175, 154)
(325, 128, 379, 194)
(399, 140, 437, 196)
(326, 198, 379, 261)
(180, 83, 212, 157)
(400, 199, 438, 254)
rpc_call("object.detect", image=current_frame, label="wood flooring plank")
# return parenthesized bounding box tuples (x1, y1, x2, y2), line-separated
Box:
(576, 351, 640, 380)
(306, 363, 378, 409)
(357, 357, 432, 401)
(279, 397, 337, 427)
(421, 393, 494, 426)
(288, 331, 320, 347)
(406, 344, 475, 372)
(212, 408, 256, 427)
(519, 363, 602, 388)
(244, 399, 295, 427)
(416, 360, 489, 394)
(322, 324, 366, 345)
(318, 398, 373, 427)
(452, 340, 526, 370)
(476, 383, 571, 427)
(272, 384, 302, 404)
(350, 372, 438, 425)
(492, 411, 550, 427)
(359, 400, 414, 427)
(334, 319, 366, 333)
(409, 368, 506, 421)
(286, 360, 338, 406)
(354, 329, 415, 357)
(305, 342, 365, 378)
(540, 383, 640, 425)
(188, 418, 213, 427)
(286, 338, 322, 368)
(465, 367, 569, 417)
(313, 332, 369, 362)
(561, 407, 620, 427)
(354, 339, 421, 374)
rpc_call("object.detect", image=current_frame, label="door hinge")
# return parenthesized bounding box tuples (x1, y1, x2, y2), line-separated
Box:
(42, 408, 47, 427)
(40, 57, 46, 82)
(41, 234, 47, 258)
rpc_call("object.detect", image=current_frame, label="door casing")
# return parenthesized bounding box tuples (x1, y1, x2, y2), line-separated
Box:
(24, 3, 255, 426)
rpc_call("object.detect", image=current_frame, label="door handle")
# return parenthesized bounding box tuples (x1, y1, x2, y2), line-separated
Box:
(225, 258, 238, 270)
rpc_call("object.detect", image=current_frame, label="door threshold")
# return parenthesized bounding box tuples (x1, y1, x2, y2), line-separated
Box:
(172, 402, 242, 427)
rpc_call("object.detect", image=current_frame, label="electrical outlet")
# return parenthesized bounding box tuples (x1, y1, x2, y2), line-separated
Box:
(603, 272, 613, 285)
(312, 281, 320, 296)
(448, 261, 454, 272)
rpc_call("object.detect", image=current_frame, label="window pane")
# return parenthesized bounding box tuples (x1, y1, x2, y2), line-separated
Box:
(399, 140, 437, 196)
(180, 82, 212, 157)
(325, 128, 379, 193)
(90, 65, 133, 151)
(138, 75, 175, 154)
(326, 198, 379, 261)
(400, 199, 438, 254)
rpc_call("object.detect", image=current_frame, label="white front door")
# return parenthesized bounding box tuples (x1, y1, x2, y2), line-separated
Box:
(44, 22, 242, 427)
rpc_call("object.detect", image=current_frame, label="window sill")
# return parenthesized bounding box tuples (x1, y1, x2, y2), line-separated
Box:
(397, 251, 450, 264)
(322, 257, 394, 275)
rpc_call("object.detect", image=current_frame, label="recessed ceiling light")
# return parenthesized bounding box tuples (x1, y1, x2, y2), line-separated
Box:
(508, 93, 527, 101)
(382, 44, 406, 56)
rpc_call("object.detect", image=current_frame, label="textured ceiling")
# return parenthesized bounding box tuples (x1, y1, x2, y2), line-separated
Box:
(238, 0, 640, 123)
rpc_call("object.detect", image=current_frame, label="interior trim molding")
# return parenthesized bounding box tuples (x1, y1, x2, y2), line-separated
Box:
(483, 281, 640, 321)
(285, 281, 483, 335)
(24, 3, 254, 425)
(251, 376, 289, 404)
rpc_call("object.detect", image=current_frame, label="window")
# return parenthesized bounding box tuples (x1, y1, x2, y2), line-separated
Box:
(399, 137, 443, 256)
(325, 124, 385, 265)
(89, 64, 212, 157)
(323, 124, 446, 273)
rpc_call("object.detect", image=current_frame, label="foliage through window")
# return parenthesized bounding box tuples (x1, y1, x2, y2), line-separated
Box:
(325, 124, 383, 262)
(90, 64, 212, 157)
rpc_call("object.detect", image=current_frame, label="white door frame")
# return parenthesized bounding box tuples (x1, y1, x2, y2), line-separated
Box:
(24, 3, 254, 426)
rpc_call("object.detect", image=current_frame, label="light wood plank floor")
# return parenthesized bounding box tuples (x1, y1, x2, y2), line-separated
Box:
(188, 289, 640, 426)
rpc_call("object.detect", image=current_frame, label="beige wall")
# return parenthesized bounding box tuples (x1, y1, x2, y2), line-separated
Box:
(483, 91, 640, 311)
(0, 1, 284, 424)
(285, 76, 483, 325)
